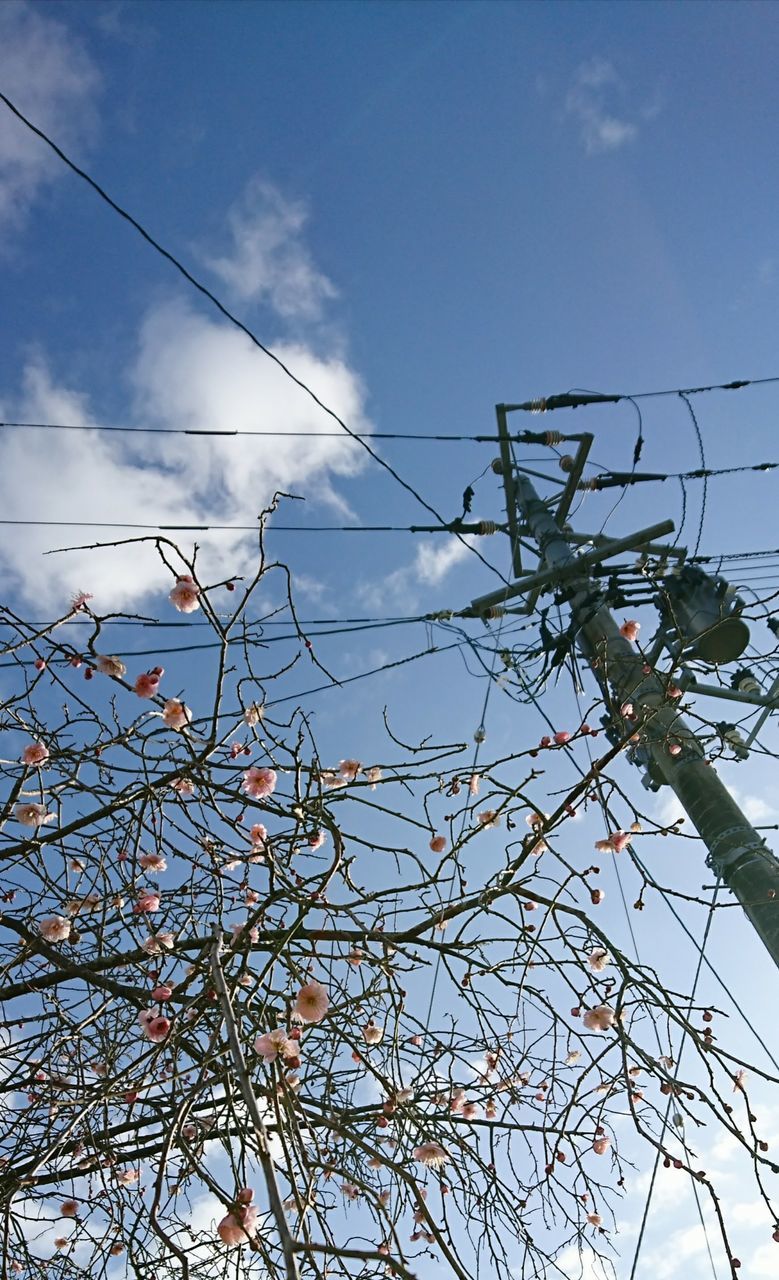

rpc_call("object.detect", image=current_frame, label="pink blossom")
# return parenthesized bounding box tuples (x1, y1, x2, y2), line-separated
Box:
(309, 829, 326, 850)
(582, 1005, 616, 1032)
(347, 948, 364, 966)
(587, 1212, 602, 1226)
(668, 742, 682, 756)
(133, 891, 160, 914)
(169, 575, 200, 614)
(60, 1200, 79, 1218)
(477, 810, 500, 828)
(469, 773, 480, 796)
(141, 931, 175, 954)
(244, 702, 264, 726)
(138, 1009, 171, 1043)
(21, 741, 49, 766)
(338, 759, 361, 783)
(554, 730, 571, 745)
(292, 981, 329, 1024)
(14, 802, 54, 827)
(96, 655, 126, 678)
(255, 1028, 296, 1063)
(413, 1142, 449, 1168)
(162, 698, 192, 730)
(363, 1022, 384, 1045)
(592, 1136, 611, 1155)
(429, 834, 447, 853)
(134, 670, 161, 698)
(171, 777, 194, 797)
(249, 823, 268, 848)
(139, 853, 167, 873)
(733, 1069, 747, 1092)
(70, 590, 93, 612)
(462, 1102, 480, 1120)
(217, 1204, 258, 1247)
(242, 767, 277, 799)
(587, 948, 611, 973)
(619, 620, 640, 643)
(152, 985, 173, 1002)
(594, 831, 630, 854)
(115, 1168, 140, 1187)
(365, 766, 382, 788)
(39, 916, 71, 943)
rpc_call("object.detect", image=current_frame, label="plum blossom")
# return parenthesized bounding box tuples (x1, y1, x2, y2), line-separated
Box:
(242, 767, 277, 799)
(171, 777, 195, 797)
(338, 759, 361, 783)
(162, 698, 192, 730)
(554, 730, 571, 745)
(152, 984, 173, 1002)
(592, 1135, 611, 1155)
(115, 1168, 140, 1187)
(141, 931, 175, 954)
(365, 766, 382, 787)
(14, 802, 54, 827)
(255, 1028, 296, 1063)
(96, 655, 126, 678)
(414, 1142, 449, 1169)
(292, 981, 329, 1024)
(139, 853, 167, 874)
(39, 916, 71, 943)
(363, 1022, 384, 1045)
(582, 1005, 616, 1032)
(244, 702, 264, 726)
(620, 619, 640, 642)
(138, 1009, 171, 1043)
(594, 831, 631, 854)
(587, 947, 611, 973)
(133, 891, 160, 915)
(249, 823, 268, 849)
(309, 829, 326, 851)
(70, 590, 93, 612)
(217, 1203, 259, 1247)
(429, 834, 447, 853)
(60, 1200, 79, 1217)
(21, 742, 49, 766)
(134, 669, 162, 698)
(169, 575, 200, 613)
(478, 810, 500, 828)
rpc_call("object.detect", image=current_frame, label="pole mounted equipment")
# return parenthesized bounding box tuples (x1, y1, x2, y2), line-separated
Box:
(473, 403, 779, 973)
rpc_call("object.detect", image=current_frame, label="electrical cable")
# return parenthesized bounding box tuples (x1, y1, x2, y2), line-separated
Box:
(0, 90, 507, 588)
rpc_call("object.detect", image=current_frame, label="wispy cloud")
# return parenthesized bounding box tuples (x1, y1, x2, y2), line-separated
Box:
(358, 534, 476, 611)
(565, 58, 638, 155)
(200, 178, 337, 319)
(0, 2, 100, 236)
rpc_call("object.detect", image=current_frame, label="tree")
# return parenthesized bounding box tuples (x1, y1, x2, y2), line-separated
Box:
(1, 516, 775, 1280)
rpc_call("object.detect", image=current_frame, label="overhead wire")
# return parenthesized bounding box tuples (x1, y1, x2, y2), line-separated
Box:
(0, 90, 507, 588)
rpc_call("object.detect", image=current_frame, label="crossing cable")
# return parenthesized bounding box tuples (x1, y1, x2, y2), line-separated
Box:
(0, 420, 554, 446)
(0, 91, 507, 588)
(516, 662, 722, 1273)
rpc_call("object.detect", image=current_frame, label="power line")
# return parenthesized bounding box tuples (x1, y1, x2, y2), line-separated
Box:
(0, 419, 529, 444)
(0, 518, 504, 535)
(0, 90, 507, 588)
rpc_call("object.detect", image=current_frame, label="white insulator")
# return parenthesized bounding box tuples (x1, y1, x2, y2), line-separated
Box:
(542, 429, 563, 444)
(477, 520, 499, 535)
(531, 399, 548, 415)
(474, 724, 486, 743)
(484, 605, 506, 619)
(559, 454, 575, 473)
(491, 458, 504, 474)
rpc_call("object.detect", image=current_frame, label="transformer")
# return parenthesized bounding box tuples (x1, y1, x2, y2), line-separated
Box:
(659, 567, 749, 665)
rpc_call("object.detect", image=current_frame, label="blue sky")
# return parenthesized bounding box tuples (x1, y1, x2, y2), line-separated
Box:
(3, 1, 779, 1276)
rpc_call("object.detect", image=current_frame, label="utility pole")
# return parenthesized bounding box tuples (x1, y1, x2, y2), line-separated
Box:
(470, 405, 779, 971)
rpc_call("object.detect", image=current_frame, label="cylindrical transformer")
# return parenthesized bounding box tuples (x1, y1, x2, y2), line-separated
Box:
(660, 567, 750, 664)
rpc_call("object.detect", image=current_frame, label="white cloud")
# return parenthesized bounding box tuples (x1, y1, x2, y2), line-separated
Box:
(201, 178, 337, 319)
(0, 2, 100, 235)
(565, 59, 638, 155)
(0, 297, 370, 611)
(357, 533, 475, 611)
